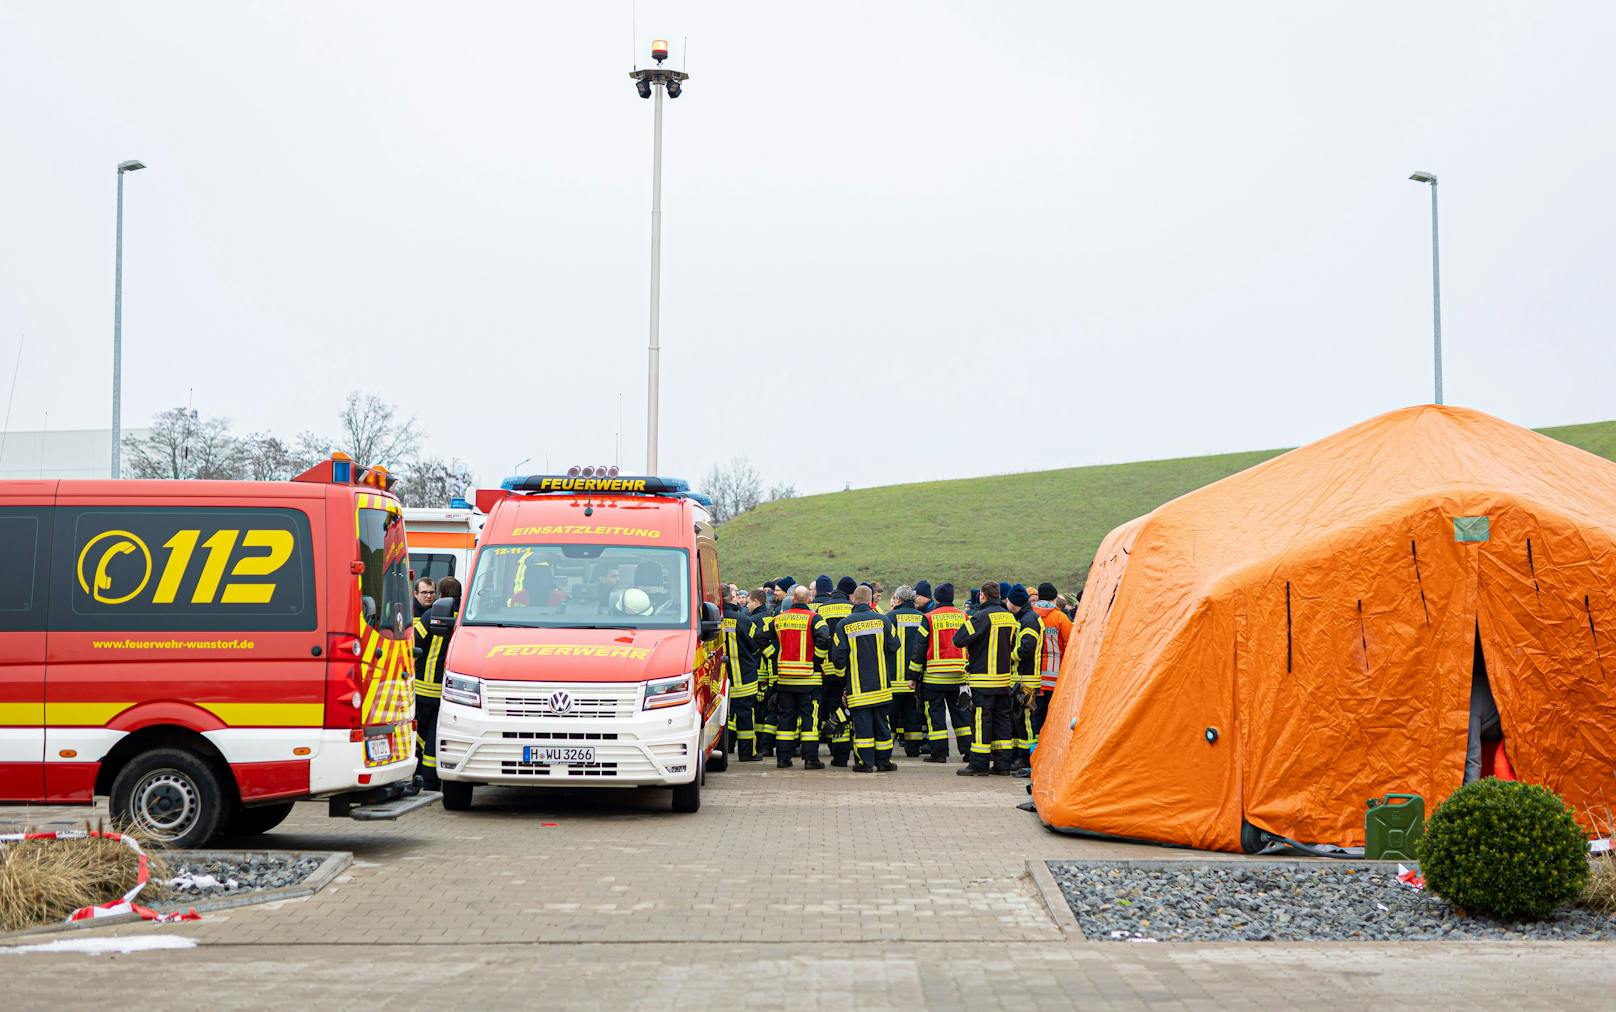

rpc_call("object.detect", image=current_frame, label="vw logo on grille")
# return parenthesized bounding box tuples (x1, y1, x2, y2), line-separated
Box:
(546, 691, 574, 715)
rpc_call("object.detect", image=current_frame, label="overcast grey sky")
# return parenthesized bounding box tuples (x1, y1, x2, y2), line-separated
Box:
(2, 2, 1611, 495)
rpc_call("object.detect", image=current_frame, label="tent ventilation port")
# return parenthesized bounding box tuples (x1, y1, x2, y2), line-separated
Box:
(1356, 599, 1370, 673)
(1587, 595, 1606, 677)
(1410, 540, 1430, 626)
(1285, 581, 1292, 672)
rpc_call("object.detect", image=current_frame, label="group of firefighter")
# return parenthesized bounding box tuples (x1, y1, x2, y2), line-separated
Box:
(722, 575, 1075, 776)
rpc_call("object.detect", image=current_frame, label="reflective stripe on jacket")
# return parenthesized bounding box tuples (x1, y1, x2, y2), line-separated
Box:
(770, 606, 830, 687)
(1032, 601, 1071, 691)
(888, 604, 926, 692)
(919, 606, 968, 685)
(952, 604, 1021, 690)
(830, 604, 896, 707)
(413, 614, 456, 699)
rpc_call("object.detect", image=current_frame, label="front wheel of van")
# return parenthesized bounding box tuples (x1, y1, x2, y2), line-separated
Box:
(671, 771, 701, 813)
(705, 740, 729, 774)
(110, 748, 228, 850)
(441, 780, 474, 811)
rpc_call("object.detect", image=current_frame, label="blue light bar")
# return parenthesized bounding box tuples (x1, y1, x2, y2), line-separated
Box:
(449, 496, 470, 509)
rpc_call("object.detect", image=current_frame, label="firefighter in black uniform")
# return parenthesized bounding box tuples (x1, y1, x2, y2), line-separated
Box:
(953, 581, 1021, 776)
(829, 585, 899, 772)
(815, 576, 858, 766)
(1006, 584, 1045, 771)
(916, 583, 973, 761)
(887, 585, 928, 757)
(412, 576, 461, 791)
(748, 588, 779, 756)
(768, 584, 832, 768)
(722, 587, 767, 762)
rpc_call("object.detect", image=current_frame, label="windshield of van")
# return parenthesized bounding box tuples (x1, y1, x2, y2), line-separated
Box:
(462, 544, 690, 630)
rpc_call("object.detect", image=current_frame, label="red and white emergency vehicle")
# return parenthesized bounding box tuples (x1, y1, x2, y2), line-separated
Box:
(435, 471, 727, 813)
(0, 454, 435, 847)
(403, 503, 482, 585)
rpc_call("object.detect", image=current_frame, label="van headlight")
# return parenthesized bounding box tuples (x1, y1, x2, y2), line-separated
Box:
(443, 672, 483, 708)
(643, 673, 693, 710)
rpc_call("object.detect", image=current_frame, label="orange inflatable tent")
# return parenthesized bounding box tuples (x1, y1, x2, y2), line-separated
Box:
(1032, 405, 1616, 852)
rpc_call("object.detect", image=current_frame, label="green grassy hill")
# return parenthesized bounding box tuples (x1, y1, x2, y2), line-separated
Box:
(719, 419, 1616, 593)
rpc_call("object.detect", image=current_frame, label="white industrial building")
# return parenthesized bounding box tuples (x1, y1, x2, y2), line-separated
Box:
(0, 428, 151, 480)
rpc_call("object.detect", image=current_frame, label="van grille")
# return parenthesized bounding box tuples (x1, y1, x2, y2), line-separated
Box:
(483, 681, 640, 720)
(457, 742, 658, 779)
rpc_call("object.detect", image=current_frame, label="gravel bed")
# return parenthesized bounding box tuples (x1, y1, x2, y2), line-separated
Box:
(161, 855, 323, 901)
(1050, 861, 1616, 942)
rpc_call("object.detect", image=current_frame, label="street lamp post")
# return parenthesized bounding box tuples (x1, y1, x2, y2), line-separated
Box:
(112, 159, 146, 478)
(630, 41, 688, 475)
(1408, 171, 1442, 405)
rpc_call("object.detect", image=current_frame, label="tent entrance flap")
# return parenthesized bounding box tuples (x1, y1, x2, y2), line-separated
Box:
(1464, 629, 1503, 784)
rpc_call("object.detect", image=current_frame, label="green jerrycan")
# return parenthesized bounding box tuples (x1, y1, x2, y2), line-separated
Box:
(1364, 794, 1425, 861)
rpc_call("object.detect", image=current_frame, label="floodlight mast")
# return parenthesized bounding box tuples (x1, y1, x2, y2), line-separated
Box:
(629, 43, 689, 475)
(1408, 171, 1442, 405)
(111, 158, 147, 478)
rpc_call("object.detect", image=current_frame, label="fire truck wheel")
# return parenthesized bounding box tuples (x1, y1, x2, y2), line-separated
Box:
(224, 802, 295, 837)
(441, 780, 474, 811)
(671, 771, 701, 813)
(109, 748, 228, 850)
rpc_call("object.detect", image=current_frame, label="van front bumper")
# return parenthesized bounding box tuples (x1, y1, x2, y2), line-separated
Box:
(436, 697, 703, 788)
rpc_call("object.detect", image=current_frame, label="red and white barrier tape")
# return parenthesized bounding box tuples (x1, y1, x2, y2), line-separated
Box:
(0, 829, 200, 924)
(1396, 863, 1425, 890)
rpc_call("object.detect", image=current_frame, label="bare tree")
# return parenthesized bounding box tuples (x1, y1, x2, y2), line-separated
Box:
(239, 433, 298, 481)
(337, 391, 421, 469)
(289, 430, 334, 473)
(699, 456, 764, 523)
(124, 393, 445, 491)
(397, 457, 474, 508)
(766, 483, 798, 502)
(124, 408, 243, 480)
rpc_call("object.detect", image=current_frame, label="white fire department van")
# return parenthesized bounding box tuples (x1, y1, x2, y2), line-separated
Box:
(435, 472, 727, 813)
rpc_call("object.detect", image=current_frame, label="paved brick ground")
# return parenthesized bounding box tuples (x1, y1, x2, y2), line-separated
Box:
(4, 755, 1615, 1008)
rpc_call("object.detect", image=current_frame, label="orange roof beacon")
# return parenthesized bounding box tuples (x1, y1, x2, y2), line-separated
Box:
(0, 454, 436, 848)
(1032, 406, 1616, 853)
(435, 471, 726, 813)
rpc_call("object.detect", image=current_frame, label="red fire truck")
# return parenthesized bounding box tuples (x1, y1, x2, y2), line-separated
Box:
(0, 454, 435, 847)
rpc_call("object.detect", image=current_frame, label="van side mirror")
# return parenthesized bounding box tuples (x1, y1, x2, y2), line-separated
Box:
(426, 597, 459, 637)
(699, 600, 722, 641)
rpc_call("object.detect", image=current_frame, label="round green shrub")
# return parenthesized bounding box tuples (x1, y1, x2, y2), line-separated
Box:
(1417, 778, 1589, 919)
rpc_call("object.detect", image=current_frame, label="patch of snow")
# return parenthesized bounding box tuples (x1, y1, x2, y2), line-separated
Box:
(0, 935, 197, 956)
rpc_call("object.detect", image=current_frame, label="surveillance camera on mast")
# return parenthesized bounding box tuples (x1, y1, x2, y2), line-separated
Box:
(629, 39, 689, 99)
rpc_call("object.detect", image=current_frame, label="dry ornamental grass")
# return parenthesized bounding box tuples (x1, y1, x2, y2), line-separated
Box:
(1584, 857, 1616, 917)
(0, 825, 168, 932)
(1582, 791, 1616, 917)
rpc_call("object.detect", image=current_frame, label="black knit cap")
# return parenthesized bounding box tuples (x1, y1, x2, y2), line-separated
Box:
(913, 580, 932, 598)
(1038, 582, 1058, 601)
(837, 576, 858, 596)
(933, 582, 955, 605)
